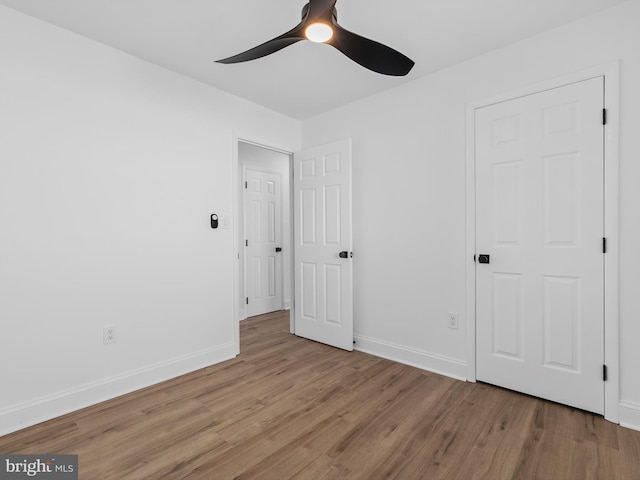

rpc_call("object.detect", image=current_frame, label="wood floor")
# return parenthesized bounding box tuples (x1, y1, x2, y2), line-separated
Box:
(1, 311, 639, 479)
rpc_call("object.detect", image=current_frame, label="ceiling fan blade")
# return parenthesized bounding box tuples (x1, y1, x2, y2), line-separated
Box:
(216, 23, 305, 64)
(328, 24, 415, 76)
(306, 0, 337, 20)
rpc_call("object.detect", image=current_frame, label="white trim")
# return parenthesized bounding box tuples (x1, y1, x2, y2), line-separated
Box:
(465, 100, 478, 384)
(232, 132, 242, 356)
(619, 402, 640, 432)
(237, 138, 293, 156)
(603, 65, 620, 424)
(0, 343, 236, 436)
(242, 162, 248, 320)
(465, 62, 620, 423)
(354, 335, 467, 381)
(289, 308, 295, 334)
(288, 151, 296, 335)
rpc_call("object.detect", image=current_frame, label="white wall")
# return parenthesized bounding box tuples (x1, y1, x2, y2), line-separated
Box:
(238, 142, 292, 319)
(302, 0, 640, 429)
(0, 5, 300, 434)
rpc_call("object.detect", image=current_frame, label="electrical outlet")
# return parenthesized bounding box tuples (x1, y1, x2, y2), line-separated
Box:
(447, 313, 459, 330)
(103, 325, 117, 345)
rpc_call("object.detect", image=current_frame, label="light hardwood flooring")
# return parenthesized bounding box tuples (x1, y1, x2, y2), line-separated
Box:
(1, 310, 639, 479)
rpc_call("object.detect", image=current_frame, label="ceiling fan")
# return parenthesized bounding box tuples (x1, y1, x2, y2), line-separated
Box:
(215, 0, 415, 76)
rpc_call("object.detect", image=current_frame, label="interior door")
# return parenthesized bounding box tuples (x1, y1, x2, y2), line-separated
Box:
(475, 77, 605, 414)
(245, 168, 283, 316)
(294, 139, 353, 351)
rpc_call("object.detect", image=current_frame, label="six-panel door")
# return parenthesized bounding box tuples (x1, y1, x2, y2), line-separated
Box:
(245, 168, 283, 316)
(294, 139, 353, 351)
(475, 77, 605, 414)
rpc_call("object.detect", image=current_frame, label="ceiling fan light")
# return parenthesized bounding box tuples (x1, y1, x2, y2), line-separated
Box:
(305, 22, 333, 43)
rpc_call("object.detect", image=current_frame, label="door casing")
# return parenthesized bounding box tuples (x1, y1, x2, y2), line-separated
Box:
(465, 62, 620, 423)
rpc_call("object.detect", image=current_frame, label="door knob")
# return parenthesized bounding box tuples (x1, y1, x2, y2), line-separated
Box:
(478, 254, 490, 264)
(339, 251, 353, 259)
(275, 247, 282, 252)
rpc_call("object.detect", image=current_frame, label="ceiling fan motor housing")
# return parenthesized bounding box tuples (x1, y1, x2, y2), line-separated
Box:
(301, 3, 338, 22)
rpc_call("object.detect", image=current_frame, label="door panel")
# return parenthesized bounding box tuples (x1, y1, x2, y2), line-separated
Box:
(476, 77, 604, 414)
(294, 139, 353, 351)
(543, 275, 580, 371)
(245, 168, 282, 316)
(492, 272, 523, 360)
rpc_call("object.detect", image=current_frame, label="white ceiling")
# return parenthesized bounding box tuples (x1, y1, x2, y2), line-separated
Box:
(0, 0, 628, 119)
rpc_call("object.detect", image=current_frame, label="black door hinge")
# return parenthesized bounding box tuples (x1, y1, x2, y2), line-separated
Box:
(603, 237, 607, 254)
(603, 108, 607, 125)
(246, 239, 248, 247)
(246, 297, 249, 305)
(245, 181, 248, 189)
(603, 364, 608, 382)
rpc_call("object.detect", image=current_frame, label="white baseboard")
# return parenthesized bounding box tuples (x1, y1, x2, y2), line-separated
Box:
(0, 343, 236, 436)
(353, 334, 467, 381)
(619, 401, 640, 432)
(284, 299, 291, 310)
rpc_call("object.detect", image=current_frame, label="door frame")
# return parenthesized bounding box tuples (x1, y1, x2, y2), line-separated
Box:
(233, 137, 295, 355)
(465, 62, 620, 423)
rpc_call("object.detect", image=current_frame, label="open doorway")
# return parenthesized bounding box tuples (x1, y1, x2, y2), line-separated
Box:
(237, 141, 293, 325)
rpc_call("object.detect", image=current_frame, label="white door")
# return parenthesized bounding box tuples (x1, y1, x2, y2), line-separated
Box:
(294, 139, 353, 351)
(245, 168, 283, 316)
(475, 77, 605, 414)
